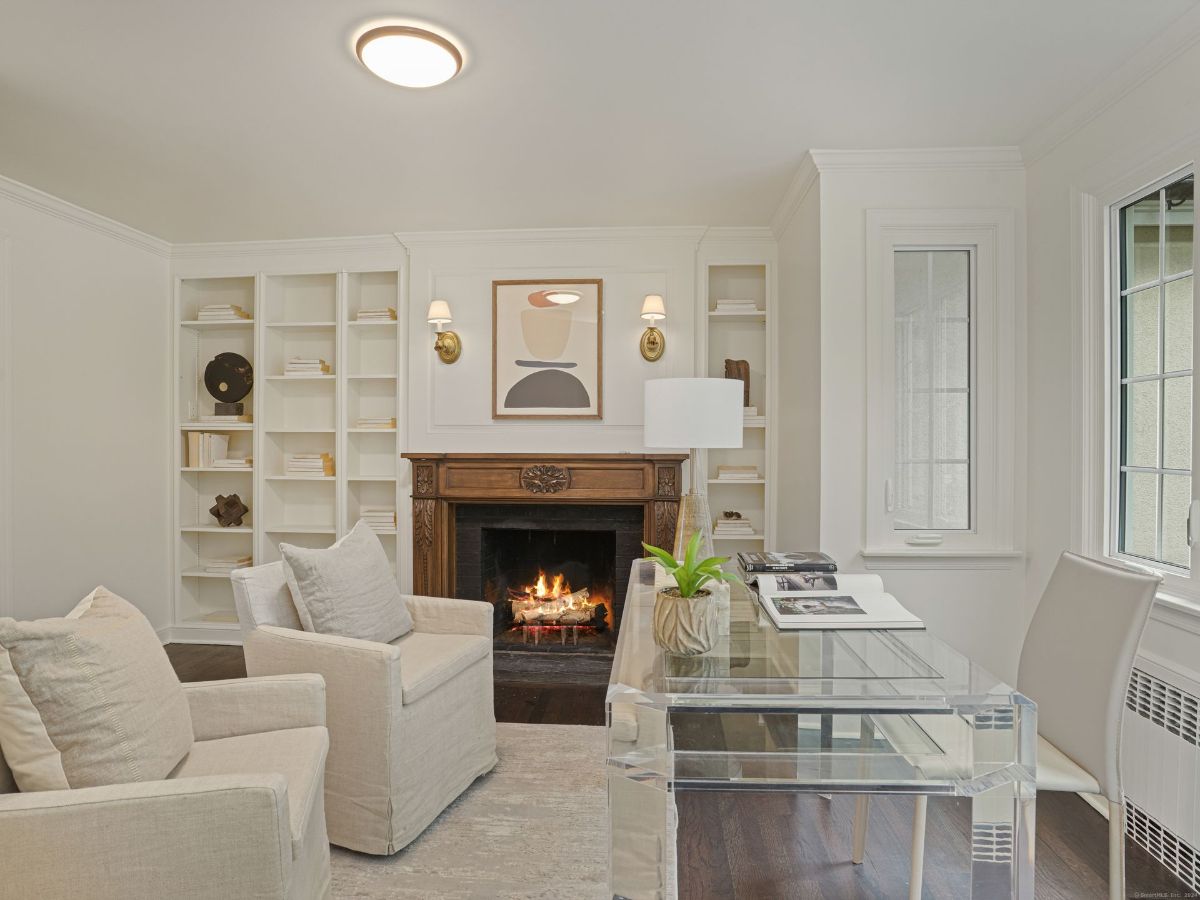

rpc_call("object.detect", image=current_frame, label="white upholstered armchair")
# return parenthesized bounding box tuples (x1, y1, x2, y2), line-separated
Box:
(0, 673, 332, 900)
(232, 561, 497, 855)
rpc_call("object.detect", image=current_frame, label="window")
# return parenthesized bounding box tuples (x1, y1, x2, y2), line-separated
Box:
(865, 209, 1016, 554)
(894, 249, 972, 531)
(1112, 172, 1194, 571)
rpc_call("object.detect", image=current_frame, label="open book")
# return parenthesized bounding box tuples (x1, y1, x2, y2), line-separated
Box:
(750, 572, 923, 630)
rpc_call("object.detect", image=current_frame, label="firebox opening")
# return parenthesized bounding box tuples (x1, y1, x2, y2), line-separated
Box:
(482, 527, 617, 651)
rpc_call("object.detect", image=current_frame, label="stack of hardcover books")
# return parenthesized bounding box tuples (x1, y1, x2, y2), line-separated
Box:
(196, 304, 251, 322)
(360, 508, 396, 532)
(713, 515, 756, 538)
(713, 298, 761, 314)
(356, 308, 397, 322)
(284, 358, 331, 376)
(738, 551, 923, 630)
(286, 453, 334, 477)
(716, 465, 760, 481)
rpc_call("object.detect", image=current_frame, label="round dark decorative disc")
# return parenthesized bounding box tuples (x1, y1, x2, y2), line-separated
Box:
(204, 352, 254, 403)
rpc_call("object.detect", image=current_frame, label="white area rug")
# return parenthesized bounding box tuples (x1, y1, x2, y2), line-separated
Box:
(330, 722, 608, 899)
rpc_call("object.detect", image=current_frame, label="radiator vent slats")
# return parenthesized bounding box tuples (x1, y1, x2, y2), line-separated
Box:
(1123, 667, 1200, 894)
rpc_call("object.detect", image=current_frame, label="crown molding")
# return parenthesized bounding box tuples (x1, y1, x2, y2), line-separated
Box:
(809, 147, 1023, 173)
(1021, 6, 1200, 165)
(770, 153, 819, 238)
(0, 174, 169, 257)
(698, 225, 777, 245)
(394, 225, 709, 249)
(171, 233, 402, 260)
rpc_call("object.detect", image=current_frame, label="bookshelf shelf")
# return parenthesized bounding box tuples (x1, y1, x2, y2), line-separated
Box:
(180, 525, 253, 534)
(708, 309, 766, 318)
(181, 319, 255, 328)
(174, 266, 403, 642)
(181, 568, 236, 579)
(713, 533, 766, 541)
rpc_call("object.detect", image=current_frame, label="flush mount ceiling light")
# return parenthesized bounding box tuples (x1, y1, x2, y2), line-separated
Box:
(544, 289, 582, 305)
(355, 25, 463, 88)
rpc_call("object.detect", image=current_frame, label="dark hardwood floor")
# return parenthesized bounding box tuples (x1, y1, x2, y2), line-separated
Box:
(166, 643, 1194, 899)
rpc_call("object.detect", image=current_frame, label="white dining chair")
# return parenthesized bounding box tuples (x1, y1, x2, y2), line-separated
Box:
(853, 550, 1159, 899)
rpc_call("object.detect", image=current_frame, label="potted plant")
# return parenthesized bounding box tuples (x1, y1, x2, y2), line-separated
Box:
(642, 532, 739, 656)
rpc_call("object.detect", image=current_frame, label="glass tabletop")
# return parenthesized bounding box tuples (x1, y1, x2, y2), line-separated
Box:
(609, 559, 1022, 712)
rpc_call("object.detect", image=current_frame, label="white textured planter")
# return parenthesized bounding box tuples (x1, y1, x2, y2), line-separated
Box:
(652, 588, 719, 656)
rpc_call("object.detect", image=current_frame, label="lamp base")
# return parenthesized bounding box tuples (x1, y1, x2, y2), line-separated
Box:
(673, 491, 715, 560)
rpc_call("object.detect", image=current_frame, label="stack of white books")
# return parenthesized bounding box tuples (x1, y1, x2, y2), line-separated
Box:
(196, 304, 251, 321)
(204, 555, 252, 575)
(284, 358, 331, 376)
(211, 456, 252, 469)
(743, 406, 759, 417)
(286, 453, 334, 477)
(716, 465, 760, 481)
(356, 308, 397, 322)
(187, 432, 229, 468)
(713, 298, 762, 314)
(713, 515, 756, 537)
(355, 417, 396, 429)
(360, 508, 397, 531)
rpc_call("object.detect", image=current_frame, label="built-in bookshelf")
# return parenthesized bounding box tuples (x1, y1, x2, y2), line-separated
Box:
(701, 262, 775, 556)
(173, 267, 401, 641)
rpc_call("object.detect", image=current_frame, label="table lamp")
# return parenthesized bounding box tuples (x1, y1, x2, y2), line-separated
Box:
(643, 378, 743, 558)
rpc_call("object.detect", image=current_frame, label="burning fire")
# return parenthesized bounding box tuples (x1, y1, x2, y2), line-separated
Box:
(508, 569, 604, 627)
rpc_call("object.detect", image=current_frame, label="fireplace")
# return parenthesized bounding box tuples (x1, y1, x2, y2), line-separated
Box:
(455, 503, 644, 651)
(402, 453, 688, 656)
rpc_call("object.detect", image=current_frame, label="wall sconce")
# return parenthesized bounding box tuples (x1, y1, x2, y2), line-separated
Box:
(427, 299, 462, 364)
(639, 294, 666, 361)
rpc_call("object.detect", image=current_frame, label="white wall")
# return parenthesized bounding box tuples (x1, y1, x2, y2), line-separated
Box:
(1024, 30, 1200, 684)
(0, 178, 171, 626)
(401, 228, 707, 453)
(774, 166, 822, 548)
(813, 155, 1028, 680)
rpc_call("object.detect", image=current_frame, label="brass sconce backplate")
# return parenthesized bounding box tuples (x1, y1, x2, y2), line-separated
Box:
(434, 330, 462, 364)
(640, 326, 665, 362)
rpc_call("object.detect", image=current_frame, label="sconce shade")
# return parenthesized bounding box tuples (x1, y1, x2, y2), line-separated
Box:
(644, 378, 743, 449)
(426, 299, 453, 325)
(641, 294, 667, 321)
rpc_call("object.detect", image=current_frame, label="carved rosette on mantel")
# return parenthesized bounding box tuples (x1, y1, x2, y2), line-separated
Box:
(400, 453, 688, 597)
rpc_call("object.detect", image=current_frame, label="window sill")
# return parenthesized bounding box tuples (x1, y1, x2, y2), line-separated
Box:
(1151, 591, 1200, 637)
(859, 548, 1025, 570)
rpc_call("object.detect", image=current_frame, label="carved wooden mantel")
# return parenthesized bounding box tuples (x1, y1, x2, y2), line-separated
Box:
(401, 453, 688, 597)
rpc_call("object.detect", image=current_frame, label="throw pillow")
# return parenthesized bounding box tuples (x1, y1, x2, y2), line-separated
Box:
(0, 587, 194, 792)
(281, 519, 413, 643)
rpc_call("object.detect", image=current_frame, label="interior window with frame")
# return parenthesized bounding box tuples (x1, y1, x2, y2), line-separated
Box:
(1112, 171, 1195, 574)
(864, 209, 1016, 555)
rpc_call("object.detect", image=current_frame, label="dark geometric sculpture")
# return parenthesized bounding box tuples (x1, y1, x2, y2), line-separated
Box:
(210, 493, 249, 528)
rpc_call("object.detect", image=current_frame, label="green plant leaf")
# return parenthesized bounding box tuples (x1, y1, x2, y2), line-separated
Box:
(641, 542, 680, 571)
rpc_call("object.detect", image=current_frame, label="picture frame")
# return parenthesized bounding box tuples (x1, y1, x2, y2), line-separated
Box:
(492, 279, 603, 419)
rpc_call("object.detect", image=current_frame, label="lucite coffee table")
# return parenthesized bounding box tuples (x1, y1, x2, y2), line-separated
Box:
(607, 560, 1036, 899)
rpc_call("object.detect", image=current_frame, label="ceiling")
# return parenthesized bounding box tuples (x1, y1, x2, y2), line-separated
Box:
(1, 0, 1195, 243)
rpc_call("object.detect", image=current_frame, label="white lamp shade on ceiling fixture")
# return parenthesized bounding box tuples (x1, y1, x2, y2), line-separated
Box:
(426, 299, 453, 324)
(643, 378, 744, 449)
(544, 289, 582, 305)
(641, 294, 666, 321)
(355, 26, 463, 88)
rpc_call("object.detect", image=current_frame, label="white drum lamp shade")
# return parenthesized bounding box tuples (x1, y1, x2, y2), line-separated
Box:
(644, 378, 743, 449)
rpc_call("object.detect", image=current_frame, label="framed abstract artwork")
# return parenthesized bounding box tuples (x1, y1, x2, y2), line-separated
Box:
(492, 279, 603, 419)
